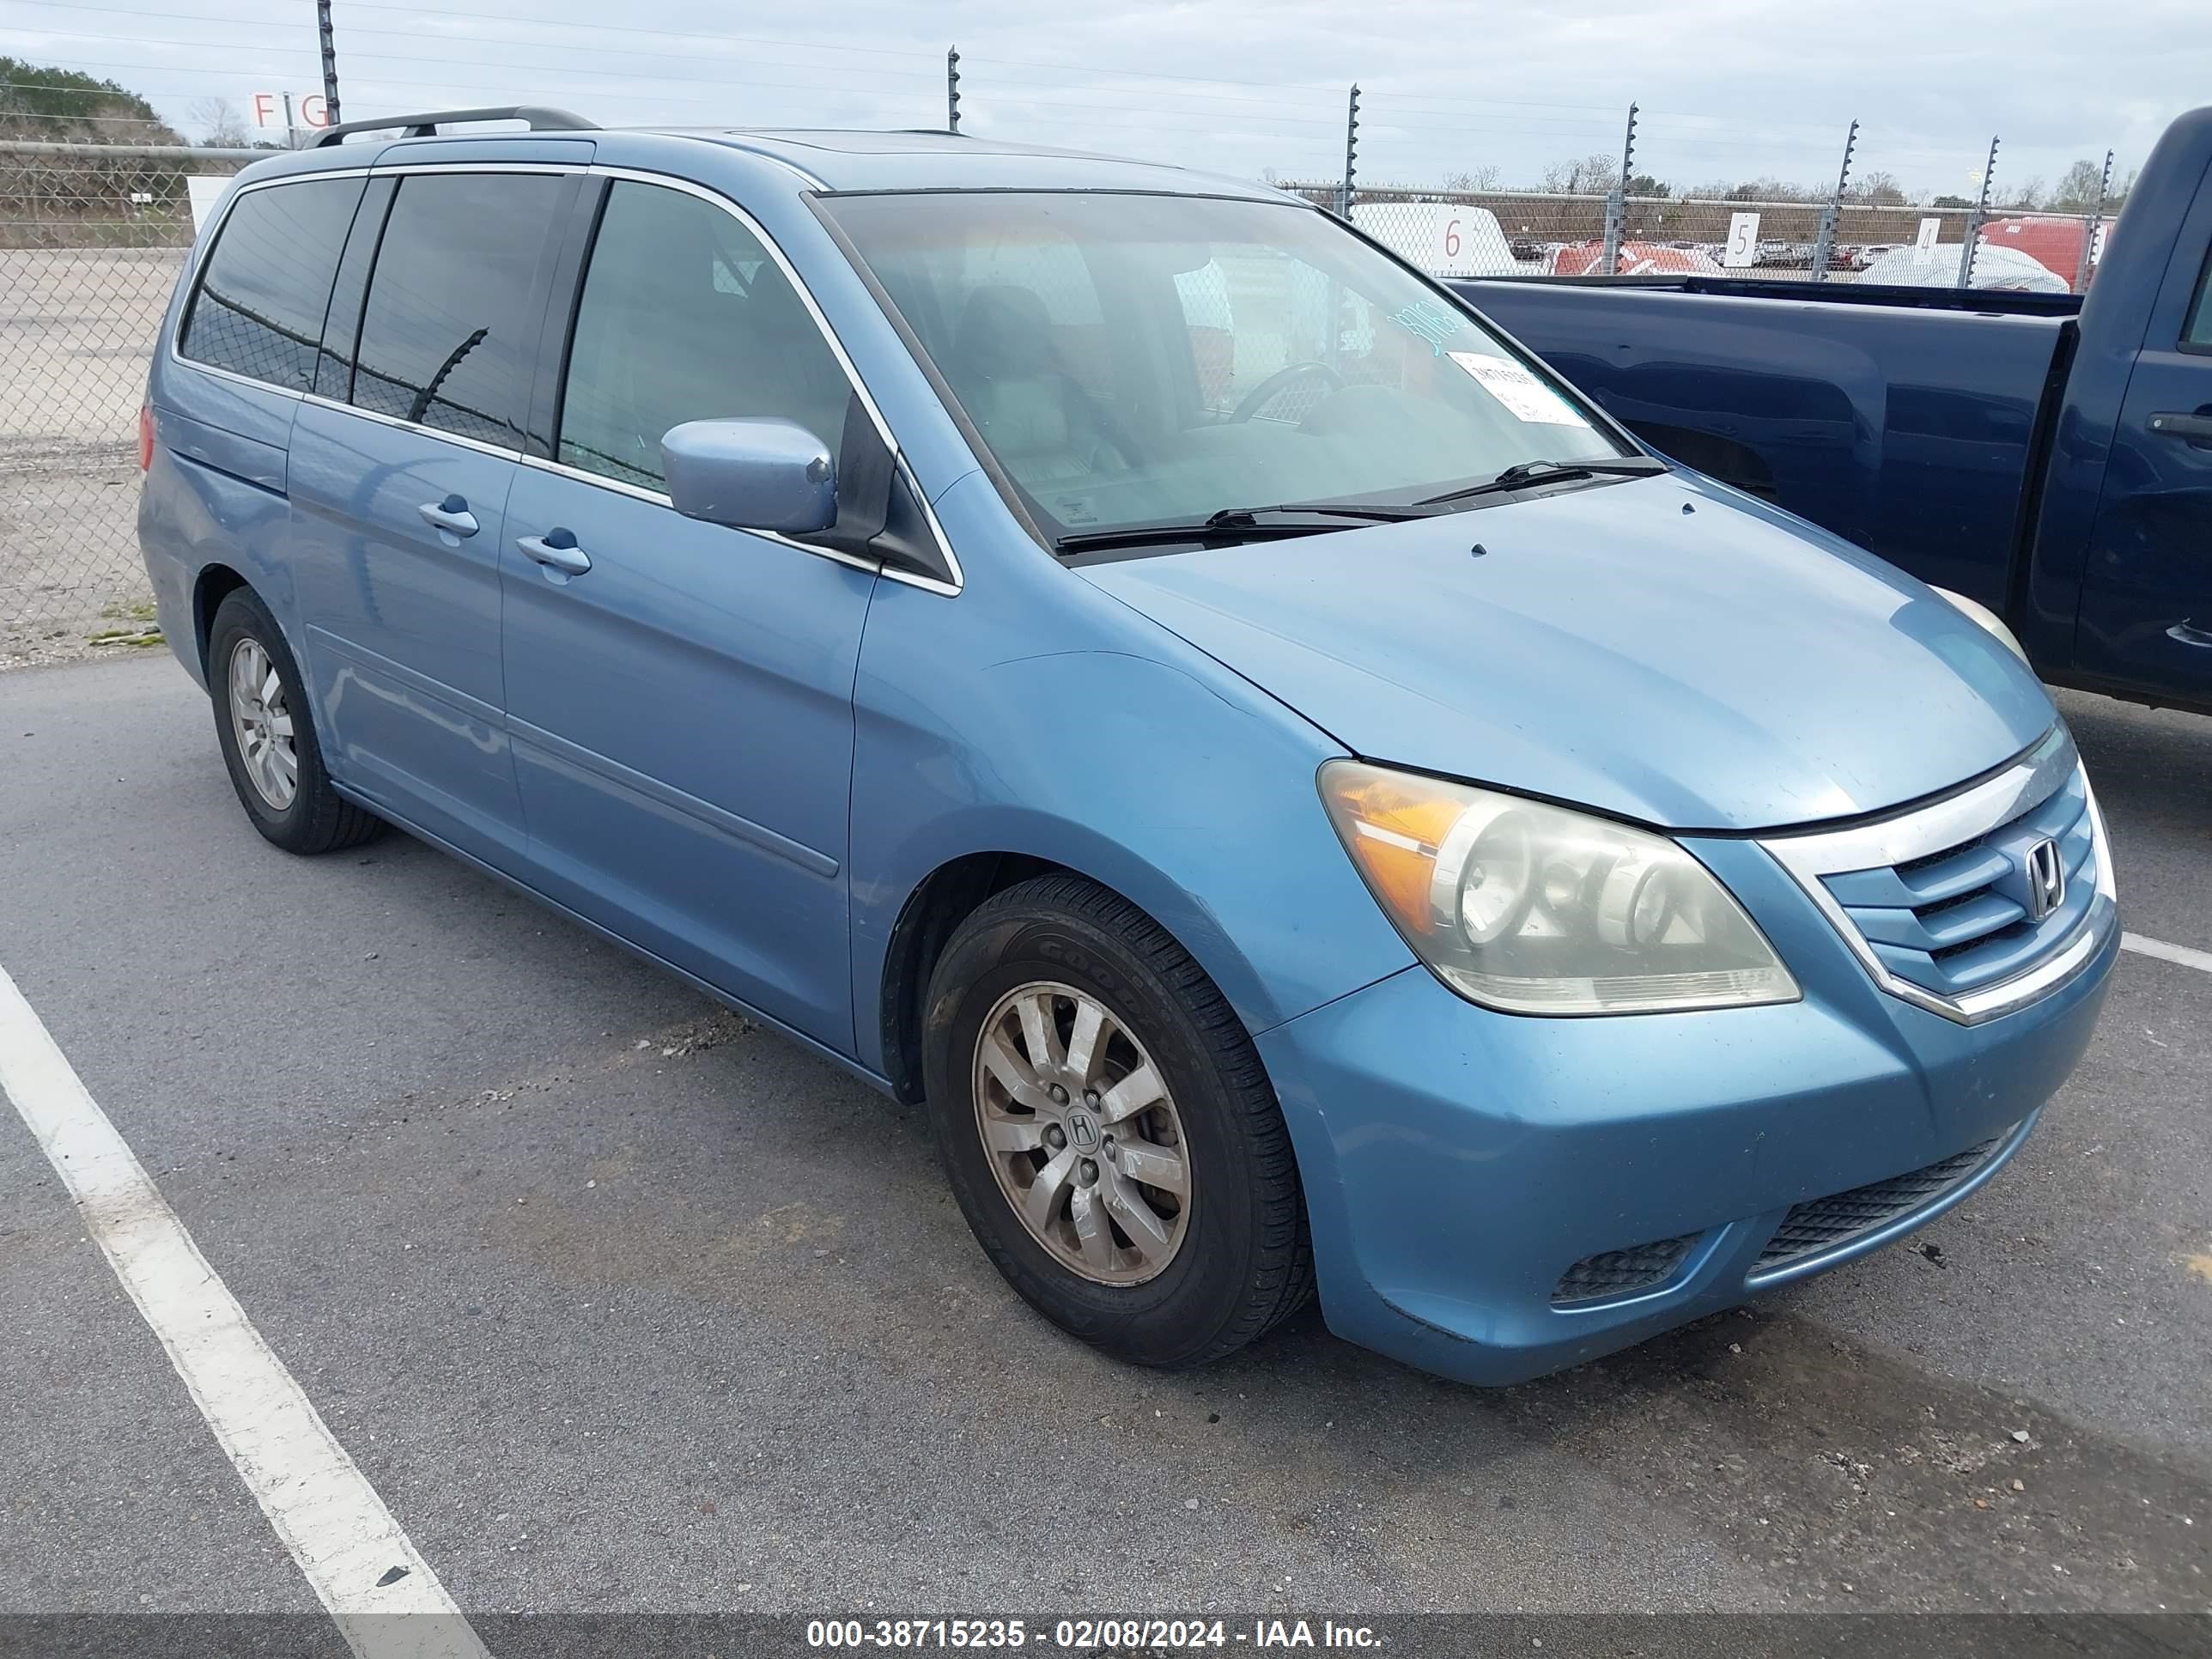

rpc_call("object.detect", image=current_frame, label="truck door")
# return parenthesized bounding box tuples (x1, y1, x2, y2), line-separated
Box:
(2075, 167, 2212, 704)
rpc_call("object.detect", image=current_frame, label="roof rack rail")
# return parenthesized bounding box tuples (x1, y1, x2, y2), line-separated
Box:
(314, 106, 597, 149)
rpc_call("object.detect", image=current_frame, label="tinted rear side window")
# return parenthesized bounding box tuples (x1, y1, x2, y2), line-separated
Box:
(179, 178, 365, 392)
(351, 172, 565, 447)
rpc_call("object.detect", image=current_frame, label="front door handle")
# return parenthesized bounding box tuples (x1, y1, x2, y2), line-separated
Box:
(417, 495, 479, 537)
(2147, 410, 2212, 442)
(516, 527, 592, 577)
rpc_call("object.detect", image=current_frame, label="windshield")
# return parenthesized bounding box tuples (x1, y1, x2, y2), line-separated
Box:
(822, 191, 1632, 547)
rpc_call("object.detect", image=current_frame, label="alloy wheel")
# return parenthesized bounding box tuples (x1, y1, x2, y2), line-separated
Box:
(971, 980, 1193, 1285)
(227, 635, 298, 811)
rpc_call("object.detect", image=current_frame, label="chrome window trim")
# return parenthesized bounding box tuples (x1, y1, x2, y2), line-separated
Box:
(161, 160, 963, 596)
(515, 451, 880, 577)
(301, 389, 523, 462)
(1758, 726, 2119, 1025)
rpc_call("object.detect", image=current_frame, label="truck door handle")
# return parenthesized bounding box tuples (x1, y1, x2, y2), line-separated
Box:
(416, 495, 479, 537)
(516, 528, 592, 577)
(2147, 411, 2212, 442)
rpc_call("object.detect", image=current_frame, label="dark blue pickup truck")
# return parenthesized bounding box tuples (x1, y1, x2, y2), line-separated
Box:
(1459, 106, 2212, 715)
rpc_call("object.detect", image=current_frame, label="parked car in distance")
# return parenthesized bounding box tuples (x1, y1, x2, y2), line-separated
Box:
(1460, 105, 2212, 720)
(1550, 239, 1721, 276)
(142, 109, 2118, 1388)
(1979, 214, 2121, 291)
(1856, 240, 2070, 292)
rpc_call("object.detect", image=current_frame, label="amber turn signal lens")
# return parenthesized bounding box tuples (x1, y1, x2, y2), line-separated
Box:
(1319, 768, 1462, 935)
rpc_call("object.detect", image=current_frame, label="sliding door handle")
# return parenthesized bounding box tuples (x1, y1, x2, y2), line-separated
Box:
(417, 495, 478, 538)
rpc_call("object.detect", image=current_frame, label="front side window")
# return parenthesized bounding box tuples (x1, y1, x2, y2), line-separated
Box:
(179, 177, 364, 392)
(823, 191, 1627, 546)
(557, 181, 853, 491)
(351, 172, 566, 447)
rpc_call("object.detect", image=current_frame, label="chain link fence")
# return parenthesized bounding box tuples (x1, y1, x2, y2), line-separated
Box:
(0, 136, 2119, 660)
(1, 142, 255, 665)
(1330, 186, 2113, 291)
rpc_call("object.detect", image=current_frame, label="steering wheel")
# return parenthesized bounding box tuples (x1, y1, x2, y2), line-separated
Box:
(1229, 360, 1345, 424)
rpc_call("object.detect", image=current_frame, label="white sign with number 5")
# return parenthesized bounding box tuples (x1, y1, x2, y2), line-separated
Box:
(1722, 211, 1761, 269)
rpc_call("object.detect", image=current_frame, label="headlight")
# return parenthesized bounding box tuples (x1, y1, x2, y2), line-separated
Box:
(1319, 761, 1800, 1016)
(1929, 586, 2030, 664)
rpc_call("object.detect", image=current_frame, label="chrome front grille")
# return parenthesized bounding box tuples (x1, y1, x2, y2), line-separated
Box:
(1759, 726, 2116, 1024)
(1819, 764, 2095, 1000)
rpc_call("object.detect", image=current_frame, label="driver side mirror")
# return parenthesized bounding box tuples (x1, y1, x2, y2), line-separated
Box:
(661, 418, 837, 536)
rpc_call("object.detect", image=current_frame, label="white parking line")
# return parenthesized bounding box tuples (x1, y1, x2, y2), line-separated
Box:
(2124, 932, 2212, 975)
(0, 962, 489, 1659)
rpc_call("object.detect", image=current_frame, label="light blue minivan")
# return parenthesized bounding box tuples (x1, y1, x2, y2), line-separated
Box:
(139, 108, 2118, 1385)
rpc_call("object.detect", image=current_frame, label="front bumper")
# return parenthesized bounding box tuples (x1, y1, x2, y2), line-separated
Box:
(1255, 830, 2118, 1388)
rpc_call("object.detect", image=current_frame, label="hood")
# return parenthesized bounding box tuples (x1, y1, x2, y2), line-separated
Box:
(1077, 474, 2055, 832)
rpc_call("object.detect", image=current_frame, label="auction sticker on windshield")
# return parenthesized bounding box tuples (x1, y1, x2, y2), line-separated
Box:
(1449, 353, 1590, 426)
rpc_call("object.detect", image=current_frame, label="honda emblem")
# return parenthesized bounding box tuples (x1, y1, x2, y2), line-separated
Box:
(2021, 837, 2065, 923)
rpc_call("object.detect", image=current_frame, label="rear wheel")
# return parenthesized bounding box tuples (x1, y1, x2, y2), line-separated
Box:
(207, 587, 380, 854)
(922, 874, 1314, 1368)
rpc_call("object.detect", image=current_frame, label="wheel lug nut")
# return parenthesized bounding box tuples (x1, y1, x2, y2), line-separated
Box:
(1083, 1090, 1101, 1108)
(1048, 1084, 1069, 1105)
(1043, 1124, 1066, 1152)
(1079, 1159, 1099, 1186)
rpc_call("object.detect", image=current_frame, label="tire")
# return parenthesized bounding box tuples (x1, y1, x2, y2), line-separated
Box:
(921, 873, 1314, 1368)
(207, 586, 381, 855)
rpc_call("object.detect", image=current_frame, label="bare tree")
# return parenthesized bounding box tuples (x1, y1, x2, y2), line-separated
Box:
(1539, 153, 1620, 194)
(1443, 164, 1503, 191)
(191, 95, 252, 148)
(2051, 159, 2106, 210)
(2010, 175, 2048, 210)
(1846, 170, 1906, 206)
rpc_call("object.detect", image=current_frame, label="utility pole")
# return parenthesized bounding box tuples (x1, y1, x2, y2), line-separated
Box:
(1958, 134, 1998, 289)
(945, 46, 961, 132)
(315, 0, 342, 127)
(1336, 84, 1359, 218)
(1808, 118, 1857, 283)
(1601, 102, 1638, 275)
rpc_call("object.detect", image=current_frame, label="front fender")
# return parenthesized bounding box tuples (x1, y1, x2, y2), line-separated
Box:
(846, 592, 1414, 1076)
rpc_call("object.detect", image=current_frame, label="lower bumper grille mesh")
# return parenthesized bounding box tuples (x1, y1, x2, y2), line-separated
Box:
(1754, 1130, 2010, 1273)
(1552, 1233, 1698, 1304)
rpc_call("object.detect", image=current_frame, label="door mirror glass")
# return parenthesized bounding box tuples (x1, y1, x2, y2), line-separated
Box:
(662, 418, 837, 535)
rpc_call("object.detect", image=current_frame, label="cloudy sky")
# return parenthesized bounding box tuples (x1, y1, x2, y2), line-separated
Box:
(3, 0, 2204, 198)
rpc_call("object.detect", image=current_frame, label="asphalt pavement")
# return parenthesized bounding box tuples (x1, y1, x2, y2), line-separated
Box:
(2, 653, 2209, 1638)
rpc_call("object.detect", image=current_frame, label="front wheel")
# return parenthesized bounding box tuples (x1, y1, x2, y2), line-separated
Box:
(922, 874, 1314, 1368)
(207, 586, 381, 854)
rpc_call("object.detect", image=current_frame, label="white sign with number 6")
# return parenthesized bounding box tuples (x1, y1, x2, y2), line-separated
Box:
(1722, 211, 1761, 269)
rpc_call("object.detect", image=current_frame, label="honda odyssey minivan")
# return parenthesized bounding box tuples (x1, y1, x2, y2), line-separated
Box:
(138, 109, 2118, 1385)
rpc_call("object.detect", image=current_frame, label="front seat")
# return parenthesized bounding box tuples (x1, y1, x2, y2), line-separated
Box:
(945, 284, 1129, 485)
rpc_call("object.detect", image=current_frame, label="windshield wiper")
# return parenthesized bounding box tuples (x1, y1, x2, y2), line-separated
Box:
(1053, 501, 1435, 556)
(1417, 456, 1668, 508)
